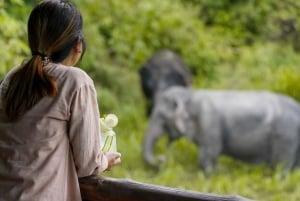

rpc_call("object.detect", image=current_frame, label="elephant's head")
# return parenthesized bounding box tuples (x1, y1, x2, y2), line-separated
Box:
(142, 86, 193, 167)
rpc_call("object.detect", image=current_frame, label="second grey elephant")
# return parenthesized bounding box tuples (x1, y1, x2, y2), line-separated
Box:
(139, 49, 192, 116)
(143, 86, 300, 174)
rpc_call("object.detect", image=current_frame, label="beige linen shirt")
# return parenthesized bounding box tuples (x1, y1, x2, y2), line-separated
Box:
(0, 63, 108, 201)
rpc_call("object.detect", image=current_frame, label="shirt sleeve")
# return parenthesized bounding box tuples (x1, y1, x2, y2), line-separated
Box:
(68, 83, 108, 178)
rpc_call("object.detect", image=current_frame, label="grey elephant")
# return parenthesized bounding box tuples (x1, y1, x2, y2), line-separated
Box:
(139, 49, 192, 116)
(143, 86, 300, 174)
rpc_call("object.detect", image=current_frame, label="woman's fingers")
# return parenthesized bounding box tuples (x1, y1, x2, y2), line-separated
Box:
(105, 152, 122, 170)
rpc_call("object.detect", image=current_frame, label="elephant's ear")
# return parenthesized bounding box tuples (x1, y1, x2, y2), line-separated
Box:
(173, 97, 187, 134)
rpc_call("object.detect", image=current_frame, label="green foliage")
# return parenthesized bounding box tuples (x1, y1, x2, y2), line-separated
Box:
(193, 42, 300, 95)
(186, 0, 300, 47)
(92, 62, 144, 116)
(81, 0, 219, 77)
(2, 0, 300, 201)
(0, 0, 29, 78)
(198, 0, 275, 43)
(273, 67, 300, 101)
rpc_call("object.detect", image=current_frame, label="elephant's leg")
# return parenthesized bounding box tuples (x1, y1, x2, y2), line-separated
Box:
(197, 105, 223, 174)
(199, 146, 220, 175)
(270, 129, 299, 176)
(189, 98, 225, 174)
(198, 131, 223, 175)
(293, 145, 300, 168)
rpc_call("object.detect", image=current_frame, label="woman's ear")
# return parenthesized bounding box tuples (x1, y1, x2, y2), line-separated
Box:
(74, 39, 82, 54)
(70, 39, 83, 65)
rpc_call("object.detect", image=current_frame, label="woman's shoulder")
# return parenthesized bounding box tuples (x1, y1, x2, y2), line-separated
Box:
(48, 63, 94, 88)
(64, 65, 92, 83)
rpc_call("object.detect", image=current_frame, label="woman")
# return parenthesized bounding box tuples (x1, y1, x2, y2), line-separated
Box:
(0, 1, 121, 200)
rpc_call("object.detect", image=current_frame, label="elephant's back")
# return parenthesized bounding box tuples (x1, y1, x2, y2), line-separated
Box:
(191, 90, 282, 129)
(193, 90, 281, 111)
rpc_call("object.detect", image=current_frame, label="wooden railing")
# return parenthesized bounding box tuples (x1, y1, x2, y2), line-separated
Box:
(79, 176, 254, 201)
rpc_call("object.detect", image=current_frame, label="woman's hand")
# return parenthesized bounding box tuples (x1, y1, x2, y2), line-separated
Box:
(104, 152, 121, 171)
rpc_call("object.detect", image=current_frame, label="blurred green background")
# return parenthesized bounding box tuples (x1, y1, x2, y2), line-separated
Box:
(1, 0, 300, 200)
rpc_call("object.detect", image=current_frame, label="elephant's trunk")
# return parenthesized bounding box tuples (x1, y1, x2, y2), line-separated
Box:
(143, 115, 165, 167)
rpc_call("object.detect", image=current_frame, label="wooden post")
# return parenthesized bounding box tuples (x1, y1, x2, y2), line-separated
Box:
(79, 176, 254, 201)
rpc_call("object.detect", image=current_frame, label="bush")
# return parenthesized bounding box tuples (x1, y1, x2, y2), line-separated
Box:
(0, 0, 29, 78)
(274, 67, 300, 101)
(80, 0, 220, 77)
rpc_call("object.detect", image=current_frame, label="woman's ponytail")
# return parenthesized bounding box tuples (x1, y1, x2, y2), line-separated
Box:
(4, 55, 57, 121)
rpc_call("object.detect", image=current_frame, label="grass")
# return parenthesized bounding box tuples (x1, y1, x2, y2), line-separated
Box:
(100, 121, 300, 201)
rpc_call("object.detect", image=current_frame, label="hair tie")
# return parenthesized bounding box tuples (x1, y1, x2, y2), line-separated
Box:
(32, 51, 50, 66)
(32, 51, 46, 58)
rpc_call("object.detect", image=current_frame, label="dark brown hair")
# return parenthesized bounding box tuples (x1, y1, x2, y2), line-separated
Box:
(4, 0, 86, 121)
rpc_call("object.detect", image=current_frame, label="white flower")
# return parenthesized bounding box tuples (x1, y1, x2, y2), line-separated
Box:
(100, 113, 118, 152)
(104, 114, 118, 128)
